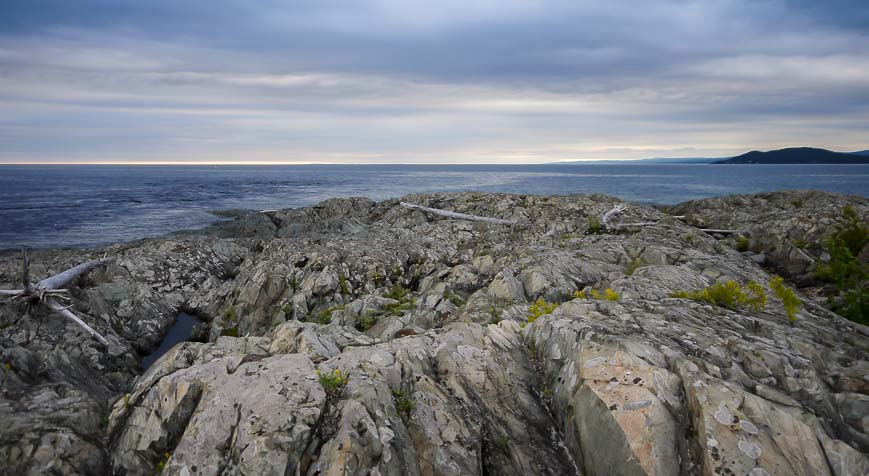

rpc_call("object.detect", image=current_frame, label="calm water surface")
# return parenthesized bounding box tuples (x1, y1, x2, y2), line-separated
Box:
(1, 164, 866, 249)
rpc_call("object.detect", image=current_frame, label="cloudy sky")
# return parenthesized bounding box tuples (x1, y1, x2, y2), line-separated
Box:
(1, 0, 868, 164)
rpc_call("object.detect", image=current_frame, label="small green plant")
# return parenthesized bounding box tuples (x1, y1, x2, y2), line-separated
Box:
(446, 291, 465, 307)
(560, 233, 579, 240)
(356, 313, 378, 332)
(155, 452, 171, 473)
(281, 303, 293, 319)
(392, 390, 417, 417)
(573, 289, 586, 299)
(287, 271, 300, 291)
(625, 256, 645, 276)
(317, 368, 349, 397)
(683, 233, 695, 244)
(586, 216, 606, 235)
(222, 307, 237, 322)
(373, 272, 384, 284)
(339, 275, 351, 294)
(670, 280, 766, 312)
(769, 276, 801, 322)
(603, 288, 620, 301)
(744, 281, 767, 312)
(489, 306, 502, 324)
(123, 393, 130, 408)
(589, 289, 601, 299)
(735, 236, 750, 252)
(494, 435, 510, 451)
(526, 298, 558, 326)
(307, 306, 336, 325)
(386, 283, 409, 301)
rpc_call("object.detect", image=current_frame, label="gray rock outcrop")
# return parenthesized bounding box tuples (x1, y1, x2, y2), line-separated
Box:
(1, 191, 866, 475)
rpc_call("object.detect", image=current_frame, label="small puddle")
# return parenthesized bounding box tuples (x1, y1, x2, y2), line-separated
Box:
(141, 312, 202, 370)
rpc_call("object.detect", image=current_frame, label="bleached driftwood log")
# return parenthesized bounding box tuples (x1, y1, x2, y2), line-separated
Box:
(400, 202, 516, 226)
(1, 249, 112, 345)
(601, 204, 739, 234)
(601, 204, 626, 227)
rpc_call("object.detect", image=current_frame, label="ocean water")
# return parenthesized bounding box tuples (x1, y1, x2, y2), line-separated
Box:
(0, 164, 866, 250)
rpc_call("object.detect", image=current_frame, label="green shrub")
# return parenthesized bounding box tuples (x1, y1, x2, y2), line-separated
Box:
(392, 390, 416, 416)
(671, 280, 766, 312)
(307, 306, 336, 325)
(526, 298, 558, 326)
(386, 283, 410, 301)
(281, 303, 293, 319)
(317, 368, 349, 397)
(815, 205, 867, 323)
(446, 291, 465, 307)
(586, 216, 606, 235)
(603, 288, 620, 301)
(769, 276, 801, 322)
(834, 206, 869, 255)
(356, 314, 378, 332)
(573, 289, 586, 299)
(339, 275, 351, 294)
(735, 236, 750, 252)
(222, 307, 237, 322)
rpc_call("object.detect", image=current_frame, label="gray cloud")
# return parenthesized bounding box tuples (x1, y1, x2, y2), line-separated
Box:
(0, 0, 867, 163)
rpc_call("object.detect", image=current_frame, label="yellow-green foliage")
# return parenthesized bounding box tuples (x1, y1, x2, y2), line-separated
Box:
(579, 288, 619, 301)
(744, 281, 767, 311)
(769, 276, 801, 322)
(671, 280, 766, 312)
(317, 368, 349, 396)
(155, 452, 171, 473)
(527, 298, 558, 325)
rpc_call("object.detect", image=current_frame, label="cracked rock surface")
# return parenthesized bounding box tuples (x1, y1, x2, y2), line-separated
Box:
(1, 191, 867, 475)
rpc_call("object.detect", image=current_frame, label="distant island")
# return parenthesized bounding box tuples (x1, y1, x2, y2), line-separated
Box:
(557, 146, 869, 164)
(714, 147, 869, 164)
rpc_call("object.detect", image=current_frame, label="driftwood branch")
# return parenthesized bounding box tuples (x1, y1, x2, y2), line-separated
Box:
(601, 204, 626, 226)
(36, 257, 112, 291)
(1, 250, 112, 345)
(46, 297, 109, 345)
(400, 202, 516, 226)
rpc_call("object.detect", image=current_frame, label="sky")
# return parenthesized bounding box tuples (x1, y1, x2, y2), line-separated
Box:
(1, 0, 868, 164)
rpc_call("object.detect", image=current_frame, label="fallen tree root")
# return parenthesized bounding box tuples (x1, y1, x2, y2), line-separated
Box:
(1, 249, 112, 345)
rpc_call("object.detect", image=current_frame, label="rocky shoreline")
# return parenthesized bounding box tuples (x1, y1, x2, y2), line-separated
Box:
(1, 190, 866, 475)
